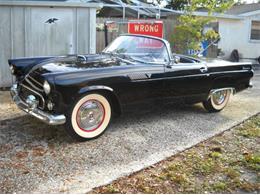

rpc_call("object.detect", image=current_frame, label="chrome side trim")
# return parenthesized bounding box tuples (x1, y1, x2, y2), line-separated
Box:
(133, 69, 251, 82)
(10, 84, 66, 125)
(132, 73, 209, 82)
(209, 70, 250, 75)
(88, 85, 113, 91)
(20, 83, 45, 109)
(79, 85, 114, 94)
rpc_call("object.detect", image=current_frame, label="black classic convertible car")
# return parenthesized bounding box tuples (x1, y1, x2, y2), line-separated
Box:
(9, 34, 253, 141)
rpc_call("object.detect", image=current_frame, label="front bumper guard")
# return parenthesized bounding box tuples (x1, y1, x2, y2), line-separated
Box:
(10, 84, 66, 125)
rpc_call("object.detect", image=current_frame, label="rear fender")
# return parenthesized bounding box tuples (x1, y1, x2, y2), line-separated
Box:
(211, 76, 235, 89)
(211, 70, 253, 93)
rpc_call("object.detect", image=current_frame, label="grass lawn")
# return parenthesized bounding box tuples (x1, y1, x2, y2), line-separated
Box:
(91, 114, 260, 193)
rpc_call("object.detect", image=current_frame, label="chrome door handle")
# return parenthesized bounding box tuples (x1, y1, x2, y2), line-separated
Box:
(200, 67, 208, 73)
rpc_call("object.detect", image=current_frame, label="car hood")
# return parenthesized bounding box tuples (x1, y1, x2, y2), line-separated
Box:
(35, 54, 132, 75)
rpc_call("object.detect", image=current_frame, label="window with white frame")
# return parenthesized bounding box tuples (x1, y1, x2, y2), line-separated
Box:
(250, 20, 260, 40)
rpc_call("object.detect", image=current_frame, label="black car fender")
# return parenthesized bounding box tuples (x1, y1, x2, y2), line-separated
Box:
(77, 85, 122, 116)
(211, 75, 235, 89)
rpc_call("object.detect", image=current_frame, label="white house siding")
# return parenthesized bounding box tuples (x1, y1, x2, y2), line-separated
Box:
(218, 14, 260, 62)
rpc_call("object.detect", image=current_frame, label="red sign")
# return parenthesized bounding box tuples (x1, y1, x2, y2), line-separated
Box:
(128, 21, 163, 38)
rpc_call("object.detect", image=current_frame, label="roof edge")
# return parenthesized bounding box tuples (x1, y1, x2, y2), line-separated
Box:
(239, 9, 260, 17)
(192, 11, 244, 20)
(0, 0, 103, 8)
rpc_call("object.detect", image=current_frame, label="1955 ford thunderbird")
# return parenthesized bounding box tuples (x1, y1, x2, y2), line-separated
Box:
(9, 34, 254, 141)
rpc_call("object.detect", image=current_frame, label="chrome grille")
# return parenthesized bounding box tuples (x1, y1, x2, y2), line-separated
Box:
(19, 70, 46, 110)
(25, 75, 44, 92)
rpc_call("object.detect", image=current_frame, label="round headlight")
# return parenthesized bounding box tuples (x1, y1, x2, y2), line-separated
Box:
(10, 65, 15, 74)
(43, 80, 51, 95)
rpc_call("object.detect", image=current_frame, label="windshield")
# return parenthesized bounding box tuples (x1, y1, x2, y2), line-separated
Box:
(103, 35, 169, 64)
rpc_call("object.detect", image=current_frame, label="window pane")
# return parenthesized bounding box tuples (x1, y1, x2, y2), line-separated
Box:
(251, 21, 260, 40)
(103, 35, 169, 63)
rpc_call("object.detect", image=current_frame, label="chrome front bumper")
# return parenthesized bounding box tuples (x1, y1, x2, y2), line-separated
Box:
(249, 80, 253, 88)
(10, 84, 66, 125)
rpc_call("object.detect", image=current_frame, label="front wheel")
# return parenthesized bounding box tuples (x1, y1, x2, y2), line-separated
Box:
(203, 89, 231, 112)
(65, 93, 112, 141)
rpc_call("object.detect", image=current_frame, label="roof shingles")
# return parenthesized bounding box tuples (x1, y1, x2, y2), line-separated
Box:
(226, 3, 260, 15)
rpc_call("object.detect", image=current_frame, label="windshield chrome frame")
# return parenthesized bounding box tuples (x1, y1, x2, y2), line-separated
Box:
(103, 34, 173, 65)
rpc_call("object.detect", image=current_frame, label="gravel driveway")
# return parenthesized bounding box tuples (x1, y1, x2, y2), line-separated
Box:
(0, 74, 260, 193)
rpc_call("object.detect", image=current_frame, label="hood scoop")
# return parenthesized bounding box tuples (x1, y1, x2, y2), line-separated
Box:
(75, 54, 124, 68)
(76, 54, 110, 65)
(77, 55, 88, 64)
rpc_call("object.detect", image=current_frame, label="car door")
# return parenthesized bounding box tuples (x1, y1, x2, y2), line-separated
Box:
(115, 63, 165, 105)
(163, 60, 212, 101)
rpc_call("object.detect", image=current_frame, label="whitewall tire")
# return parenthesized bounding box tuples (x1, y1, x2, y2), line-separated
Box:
(65, 93, 111, 141)
(203, 89, 231, 112)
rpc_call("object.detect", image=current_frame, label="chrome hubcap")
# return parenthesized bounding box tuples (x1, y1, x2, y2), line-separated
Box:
(76, 100, 105, 131)
(212, 90, 227, 105)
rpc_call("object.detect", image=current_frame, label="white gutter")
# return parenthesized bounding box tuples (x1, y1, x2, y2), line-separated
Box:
(0, 0, 103, 8)
(239, 10, 260, 17)
(192, 11, 244, 20)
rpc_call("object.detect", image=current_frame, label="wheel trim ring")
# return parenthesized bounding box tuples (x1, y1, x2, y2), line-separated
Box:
(212, 91, 227, 105)
(75, 99, 106, 132)
(210, 89, 231, 110)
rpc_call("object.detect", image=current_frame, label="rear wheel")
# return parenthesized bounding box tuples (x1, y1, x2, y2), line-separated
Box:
(203, 89, 231, 112)
(65, 93, 111, 141)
